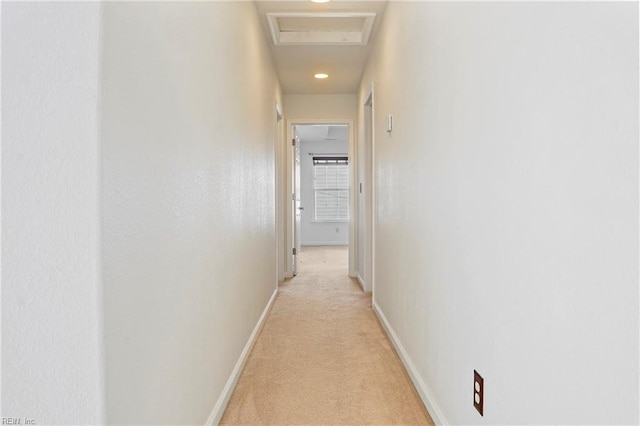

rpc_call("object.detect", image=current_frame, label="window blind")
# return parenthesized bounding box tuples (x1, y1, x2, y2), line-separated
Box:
(313, 156, 349, 221)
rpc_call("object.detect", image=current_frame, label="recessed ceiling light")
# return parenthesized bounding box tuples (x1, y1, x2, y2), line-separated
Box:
(310, 0, 331, 3)
(314, 73, 329, 79)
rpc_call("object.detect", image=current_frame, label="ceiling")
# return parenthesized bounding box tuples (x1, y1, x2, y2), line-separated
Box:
(295, 125, 348, 143)
(255, 1, 388, 94)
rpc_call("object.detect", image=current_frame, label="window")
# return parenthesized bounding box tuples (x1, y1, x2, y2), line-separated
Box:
(313, 156, 349, 221)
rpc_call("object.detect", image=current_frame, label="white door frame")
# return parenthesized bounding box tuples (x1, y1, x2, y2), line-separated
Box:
(356, 84, 375, 294)
(275, 101, 285, 284)
(292, 130, 301, 276)
(284, 118, 356, 278)
(364, 84, 376, 299)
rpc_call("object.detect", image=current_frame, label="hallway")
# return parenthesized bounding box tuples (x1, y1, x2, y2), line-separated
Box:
(3, 1, 638, 424)
(221, 247, 432, 425)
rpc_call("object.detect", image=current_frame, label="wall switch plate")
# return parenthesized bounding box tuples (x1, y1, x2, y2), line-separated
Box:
(474, 370, 484, 416)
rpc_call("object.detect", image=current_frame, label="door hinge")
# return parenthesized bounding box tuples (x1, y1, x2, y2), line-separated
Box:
(292, 193, 295, 201)
(292, 138, 295, 146)
(293, 248, 297, 255)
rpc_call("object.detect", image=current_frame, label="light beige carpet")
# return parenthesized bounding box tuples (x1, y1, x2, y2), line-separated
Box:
(220, 246, 433, 425)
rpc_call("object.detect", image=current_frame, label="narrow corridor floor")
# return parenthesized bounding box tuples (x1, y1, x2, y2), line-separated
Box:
(220, 246, 433, 425)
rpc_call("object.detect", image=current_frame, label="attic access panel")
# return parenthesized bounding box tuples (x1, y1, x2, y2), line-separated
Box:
(267, 12, 377, 46)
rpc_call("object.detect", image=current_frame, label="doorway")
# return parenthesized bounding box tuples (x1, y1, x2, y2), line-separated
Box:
(285, 120, 356, 278)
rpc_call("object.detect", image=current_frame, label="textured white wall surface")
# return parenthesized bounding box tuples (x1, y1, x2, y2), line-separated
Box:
(101, 2, 281, 423)
(2, 3, 106, 423)
(300, 140, 349, 246)
(359, 2, 638, 424)
(284, 94, 356, 120)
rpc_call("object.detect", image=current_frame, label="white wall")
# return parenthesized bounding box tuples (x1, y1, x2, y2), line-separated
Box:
(360, 2, 638, 424)
(101, 2, 281, 423)
(2, 3, 106, 423)
(300, 139, 349, 246)
(284, 94, 356, 120)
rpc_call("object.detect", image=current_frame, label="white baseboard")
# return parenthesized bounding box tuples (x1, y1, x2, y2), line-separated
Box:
(372, 301, 449, 426)
(301, 242, 348, 246)
(205, 288, 279, 425)
(356, 273, 365, 291)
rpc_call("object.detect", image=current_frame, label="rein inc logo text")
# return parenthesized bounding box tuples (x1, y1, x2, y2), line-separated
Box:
(2, 418, 35, 425)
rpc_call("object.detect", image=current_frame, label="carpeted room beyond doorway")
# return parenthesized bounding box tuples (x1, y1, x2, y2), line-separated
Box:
(220, 246, 433, 425)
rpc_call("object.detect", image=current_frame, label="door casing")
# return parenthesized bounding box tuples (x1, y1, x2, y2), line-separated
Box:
(275, 102, 285, 283)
